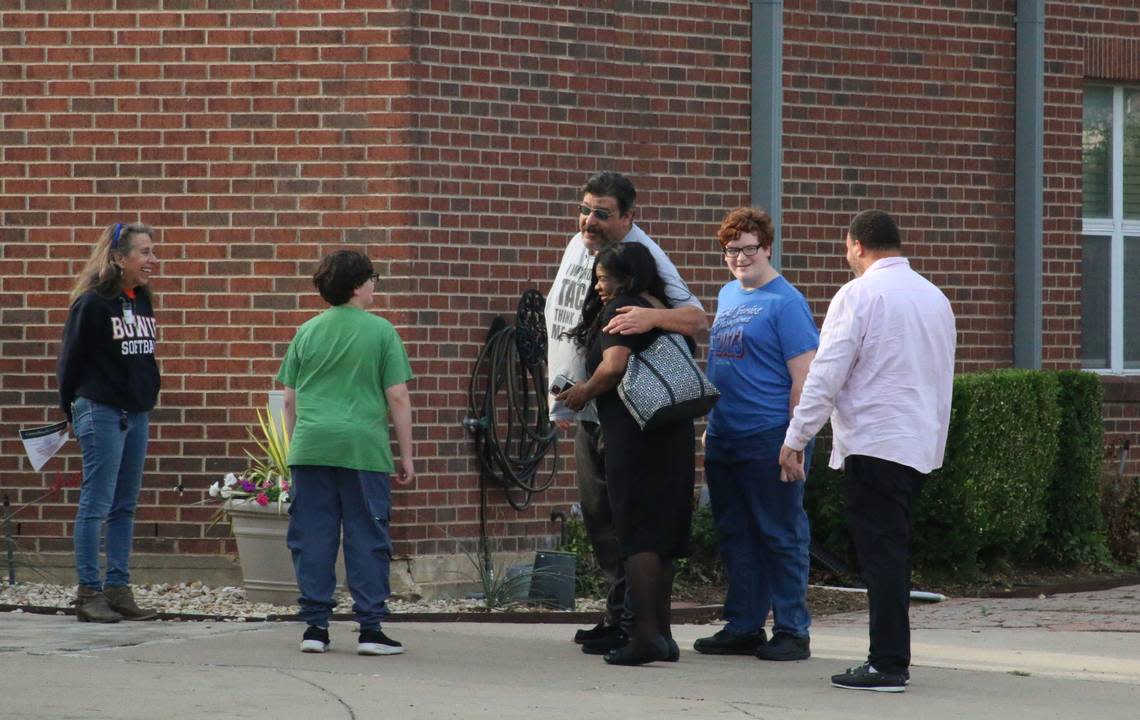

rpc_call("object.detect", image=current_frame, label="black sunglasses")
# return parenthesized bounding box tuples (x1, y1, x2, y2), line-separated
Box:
(579, 205, 614, 221)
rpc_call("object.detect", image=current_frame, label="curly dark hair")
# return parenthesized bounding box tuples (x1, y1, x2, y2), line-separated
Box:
(312, 250, 374, 306)
(848, 209, 901, 250)
(564, 243, 671, 350)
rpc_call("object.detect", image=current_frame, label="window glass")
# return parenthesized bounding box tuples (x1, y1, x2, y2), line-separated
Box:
(1125, 236, 1140, 369)
(1083, 87, 1113, 218)
(1080, 235, 1111, 369)
(1125, 90, 1140, 220)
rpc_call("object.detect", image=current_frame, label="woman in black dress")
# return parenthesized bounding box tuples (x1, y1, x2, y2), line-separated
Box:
(558, 243, 697, 665)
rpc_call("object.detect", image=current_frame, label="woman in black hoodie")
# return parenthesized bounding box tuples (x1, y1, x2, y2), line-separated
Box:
(57, 223, 160, 623)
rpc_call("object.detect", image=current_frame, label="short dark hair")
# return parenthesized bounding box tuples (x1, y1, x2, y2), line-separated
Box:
(848, 209, 901, 251)
(580, 171, 637, 215)
(312, 250, 373, 306)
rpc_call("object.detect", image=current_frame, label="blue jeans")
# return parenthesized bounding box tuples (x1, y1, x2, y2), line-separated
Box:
(71, 397, 150, 590)
(704, 426, 813, 638)
(287, 465, 393, 630)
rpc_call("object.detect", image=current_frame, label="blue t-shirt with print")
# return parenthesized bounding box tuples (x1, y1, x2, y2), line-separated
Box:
(706, 275, 819, 438)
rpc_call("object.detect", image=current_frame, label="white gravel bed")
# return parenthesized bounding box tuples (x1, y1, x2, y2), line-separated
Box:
(0, 581, 606, 620)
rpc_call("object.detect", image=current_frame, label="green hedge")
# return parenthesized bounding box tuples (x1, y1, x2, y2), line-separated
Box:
(807, 369, 1108, 575)
(1041, 371, 1110, 565)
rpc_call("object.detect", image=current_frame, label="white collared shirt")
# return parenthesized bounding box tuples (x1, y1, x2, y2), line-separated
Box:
(784, 256, 956, 474)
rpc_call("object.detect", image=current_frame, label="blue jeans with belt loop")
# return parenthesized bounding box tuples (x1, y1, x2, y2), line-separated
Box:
(71, 396, 150, 590)
(704, 425, 813, 638)
(287, 465, 393, 630)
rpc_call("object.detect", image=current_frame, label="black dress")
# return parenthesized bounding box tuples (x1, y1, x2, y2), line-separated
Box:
(587, 294, 696, 559)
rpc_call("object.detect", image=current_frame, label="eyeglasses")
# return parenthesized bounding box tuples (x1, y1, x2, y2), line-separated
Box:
(579, 205, 614, 221)
(367, 273, 380, 283)
(723, 244, 763, 258)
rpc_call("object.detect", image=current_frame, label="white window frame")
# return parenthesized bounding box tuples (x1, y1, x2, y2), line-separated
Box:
(1082, 84, 1140, 374)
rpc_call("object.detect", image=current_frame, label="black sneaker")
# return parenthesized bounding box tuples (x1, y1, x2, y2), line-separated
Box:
(573, 621, 621, 645)
(830, 662, 908, 692)
(581, 629, 629, 654)
(693, 628, 766, 655)
(358, 628, 404, 656)
(755, 632, 810, 661)
(300, 625, 330, 653)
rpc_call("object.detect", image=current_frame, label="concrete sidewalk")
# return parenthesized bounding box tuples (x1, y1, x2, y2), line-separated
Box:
(2, 586, 1137, 720)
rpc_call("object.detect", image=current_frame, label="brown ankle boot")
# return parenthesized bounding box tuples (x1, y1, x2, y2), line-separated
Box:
(104, 585, 158, 621)
(76, 586, 123, 623)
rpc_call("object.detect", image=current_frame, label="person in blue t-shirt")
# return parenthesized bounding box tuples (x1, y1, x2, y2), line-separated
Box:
(693, 207, 820, 661)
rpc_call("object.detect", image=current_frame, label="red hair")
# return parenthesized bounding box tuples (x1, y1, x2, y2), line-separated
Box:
(716, 207, 774, 249)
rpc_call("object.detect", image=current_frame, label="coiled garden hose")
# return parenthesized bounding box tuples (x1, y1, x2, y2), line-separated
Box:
(464, 289, 558, 512)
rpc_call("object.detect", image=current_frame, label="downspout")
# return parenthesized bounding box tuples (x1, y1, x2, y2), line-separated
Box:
(751, 0, 783, 269)
(1014, 0, 1045, 368)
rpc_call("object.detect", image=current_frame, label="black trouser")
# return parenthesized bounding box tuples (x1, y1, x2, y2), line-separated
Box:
(843, 454, 926, 675)
(575, 421, 629, 628)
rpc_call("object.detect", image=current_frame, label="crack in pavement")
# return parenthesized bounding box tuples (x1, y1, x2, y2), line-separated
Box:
(277, 668, 357, 720)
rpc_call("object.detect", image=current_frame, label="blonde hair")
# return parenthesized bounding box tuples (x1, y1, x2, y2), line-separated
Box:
(69, 223, 154, 304)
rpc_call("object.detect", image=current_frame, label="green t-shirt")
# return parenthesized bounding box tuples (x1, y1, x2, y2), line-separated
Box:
(277, 305, 414, 473)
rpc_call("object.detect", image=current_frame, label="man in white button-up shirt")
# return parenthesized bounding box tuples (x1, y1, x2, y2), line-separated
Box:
(778, 210, 956, 693)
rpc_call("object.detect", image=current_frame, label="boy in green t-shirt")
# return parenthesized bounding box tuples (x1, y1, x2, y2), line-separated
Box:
(277, 250, 415, 656)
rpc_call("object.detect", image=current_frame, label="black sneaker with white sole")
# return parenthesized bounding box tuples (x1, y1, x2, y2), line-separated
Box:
(573, 621, 622, 645)
(693, 628, 767, 655)
(358, 628, 404, 656)
(830, 662, 908, 692)
(300, 625, 330, 653)
(755, 632, 810, 661)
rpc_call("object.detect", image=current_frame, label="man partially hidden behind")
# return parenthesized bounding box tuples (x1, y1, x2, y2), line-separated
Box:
(779, 210, 956, 692)
(546, 171, 706, 654)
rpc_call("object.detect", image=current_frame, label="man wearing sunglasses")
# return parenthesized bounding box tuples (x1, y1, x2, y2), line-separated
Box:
(546, 171, 706, 653)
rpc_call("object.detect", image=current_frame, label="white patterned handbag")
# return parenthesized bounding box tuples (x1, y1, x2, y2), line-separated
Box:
(617, 332, 720, 430)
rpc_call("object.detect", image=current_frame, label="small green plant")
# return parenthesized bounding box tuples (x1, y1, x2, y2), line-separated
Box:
(208, 405, 292, 524)
(462, 546, 533, 610)
(675, 504, 725, 588)
(244, 405, 291, 490)
(565, 516, 606, 598)
(1100, 470, 1140, 567)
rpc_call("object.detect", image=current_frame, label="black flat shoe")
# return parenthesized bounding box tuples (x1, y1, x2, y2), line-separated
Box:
(603, 637, 669, 666)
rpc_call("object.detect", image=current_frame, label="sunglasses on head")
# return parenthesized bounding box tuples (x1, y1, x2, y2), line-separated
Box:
(579, 205, 614, 221)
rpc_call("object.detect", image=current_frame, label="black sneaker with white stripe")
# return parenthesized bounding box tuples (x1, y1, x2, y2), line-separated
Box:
(830, 662, 908, 692)
(358, 628, 404, 656)
(300, 625, 330, 653)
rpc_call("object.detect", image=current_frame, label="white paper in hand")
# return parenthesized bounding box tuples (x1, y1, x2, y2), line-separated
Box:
(19, 421, 69, 472)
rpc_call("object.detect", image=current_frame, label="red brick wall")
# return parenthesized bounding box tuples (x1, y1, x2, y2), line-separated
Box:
(2, 1, 1136, 566)
(0, 2, 427, 557)
(0, 1, 751, 561)
(782, 0, 1017, 370)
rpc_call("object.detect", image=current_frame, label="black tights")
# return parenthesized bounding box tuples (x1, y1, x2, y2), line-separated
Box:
(625, 551, 674, 647)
